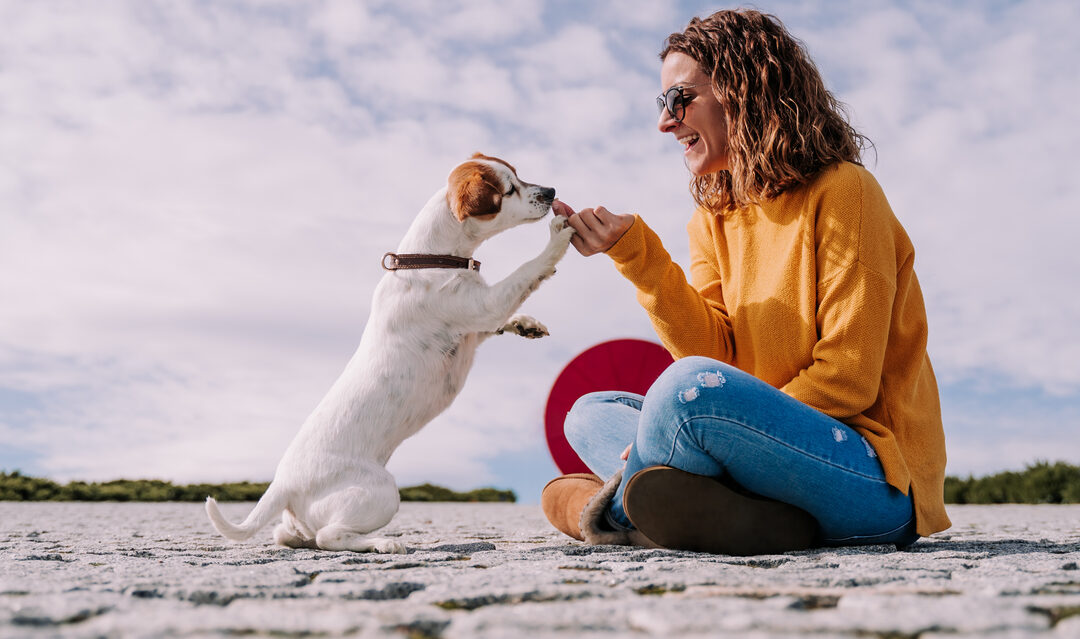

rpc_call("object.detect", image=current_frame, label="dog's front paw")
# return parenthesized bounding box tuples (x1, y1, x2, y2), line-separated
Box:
(549, 215, 576, 242)
(496, 314, 549, 339)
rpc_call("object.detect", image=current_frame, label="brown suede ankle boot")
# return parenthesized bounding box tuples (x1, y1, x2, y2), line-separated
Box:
(541, 473, 603, 541)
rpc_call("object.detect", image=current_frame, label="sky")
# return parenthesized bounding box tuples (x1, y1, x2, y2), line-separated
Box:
(2, 0, 1078, 504)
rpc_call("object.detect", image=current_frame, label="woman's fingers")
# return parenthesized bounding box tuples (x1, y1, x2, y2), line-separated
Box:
(552, 201, 635, 256)
(552, 199, 575, 217)
(594, 206, 620, 225)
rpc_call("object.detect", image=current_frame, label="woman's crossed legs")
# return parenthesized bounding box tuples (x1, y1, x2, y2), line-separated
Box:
(565, 356, 918, 547)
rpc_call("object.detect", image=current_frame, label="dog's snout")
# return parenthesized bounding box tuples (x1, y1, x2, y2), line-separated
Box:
(539, 186, 556, 201)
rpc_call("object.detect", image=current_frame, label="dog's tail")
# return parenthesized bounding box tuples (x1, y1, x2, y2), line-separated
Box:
(205, 482, 288, 542)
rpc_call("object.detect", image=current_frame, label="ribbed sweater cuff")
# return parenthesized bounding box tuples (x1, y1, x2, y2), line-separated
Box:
(604, 214, 646, 265)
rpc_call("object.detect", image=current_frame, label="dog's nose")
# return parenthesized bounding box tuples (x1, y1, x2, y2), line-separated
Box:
(539, 187, 556, 201)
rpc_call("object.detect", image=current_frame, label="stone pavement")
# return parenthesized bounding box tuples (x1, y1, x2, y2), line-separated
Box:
(1, 501, 1078, 638)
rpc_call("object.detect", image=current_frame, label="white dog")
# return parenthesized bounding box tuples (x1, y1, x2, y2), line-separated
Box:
(206, 153, 575, 553)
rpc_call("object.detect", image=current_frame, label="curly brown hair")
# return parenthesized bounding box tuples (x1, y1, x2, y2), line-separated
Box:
(661, 10, 872, 212)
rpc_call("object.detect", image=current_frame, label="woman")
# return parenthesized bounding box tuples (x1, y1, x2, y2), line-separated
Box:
(542, 9, 950, 555)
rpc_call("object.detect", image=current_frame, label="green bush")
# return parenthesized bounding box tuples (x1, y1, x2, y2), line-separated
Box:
(11, 461, 1080, 505)
(0, 471, 515, 503)
(0, 471, 63, 501)
(397, 483, 515, 503)
(943, 461, 1080, 504)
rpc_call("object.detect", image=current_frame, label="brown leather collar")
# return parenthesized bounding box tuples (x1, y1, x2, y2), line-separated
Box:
(381, 252, 480, 272)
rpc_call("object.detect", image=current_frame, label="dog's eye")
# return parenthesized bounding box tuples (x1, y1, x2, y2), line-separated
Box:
(505, 184, 516, 196)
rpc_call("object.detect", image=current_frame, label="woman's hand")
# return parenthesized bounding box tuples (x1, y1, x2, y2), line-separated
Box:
(552, 199, 635, 256)
(620, 443, 632, 461)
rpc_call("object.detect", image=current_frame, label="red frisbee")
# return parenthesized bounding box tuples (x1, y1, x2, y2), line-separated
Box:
(544, 339, 674, 474)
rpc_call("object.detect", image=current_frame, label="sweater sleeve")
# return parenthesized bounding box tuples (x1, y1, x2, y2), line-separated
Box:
(779, 167, 898, 419)
(605, 214, 736, 362)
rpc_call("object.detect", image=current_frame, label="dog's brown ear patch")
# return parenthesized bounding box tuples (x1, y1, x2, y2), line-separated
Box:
(448, 161, 502, 221)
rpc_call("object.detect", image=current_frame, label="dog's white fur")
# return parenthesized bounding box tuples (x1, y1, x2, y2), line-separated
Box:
(205, 154, 575, 553)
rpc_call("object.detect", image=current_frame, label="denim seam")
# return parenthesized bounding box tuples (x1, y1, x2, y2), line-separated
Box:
(678, 415, 889, 483)
(660, 420, 691, 468)
(821, 512, 916, 544)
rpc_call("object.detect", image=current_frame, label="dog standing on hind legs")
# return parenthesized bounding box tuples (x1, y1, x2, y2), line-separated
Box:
(205, 153, 576, 553)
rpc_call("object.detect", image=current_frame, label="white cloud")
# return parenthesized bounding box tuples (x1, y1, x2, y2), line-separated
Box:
(308, 0, 384, 49)
(791, 0, 1080, 392)
(516, 24, 623, 85)
(594, 0, 683, 32)
(1, 0, 1078, 497)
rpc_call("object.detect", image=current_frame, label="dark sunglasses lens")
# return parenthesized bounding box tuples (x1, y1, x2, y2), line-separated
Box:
(665, 88, 685, 122)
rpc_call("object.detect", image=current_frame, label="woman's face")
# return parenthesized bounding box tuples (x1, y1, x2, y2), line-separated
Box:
(658, 52, 730, 176)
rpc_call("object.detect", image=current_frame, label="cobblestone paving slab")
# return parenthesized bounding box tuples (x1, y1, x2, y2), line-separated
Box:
(1, 502, 1078, 638)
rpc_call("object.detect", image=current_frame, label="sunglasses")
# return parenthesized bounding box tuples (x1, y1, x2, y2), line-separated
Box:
(656, 83, 711, 123)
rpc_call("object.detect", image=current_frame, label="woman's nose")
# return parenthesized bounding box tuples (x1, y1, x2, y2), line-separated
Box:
(657, 108, 677, 133)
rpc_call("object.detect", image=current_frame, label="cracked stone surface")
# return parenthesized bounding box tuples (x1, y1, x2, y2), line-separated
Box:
(1, 502, 1078, 638)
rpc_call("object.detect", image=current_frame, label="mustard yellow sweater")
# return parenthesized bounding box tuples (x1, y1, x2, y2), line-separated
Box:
(606, 162, 950, 536)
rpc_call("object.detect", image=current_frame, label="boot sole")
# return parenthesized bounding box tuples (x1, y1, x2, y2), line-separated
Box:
(623, 467, 817, 555)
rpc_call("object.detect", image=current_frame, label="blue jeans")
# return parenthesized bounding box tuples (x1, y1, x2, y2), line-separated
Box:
(564, 356, 918, 547)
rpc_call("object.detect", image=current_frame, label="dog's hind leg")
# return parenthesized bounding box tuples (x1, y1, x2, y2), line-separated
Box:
(311, 479, 405, 553)
(315, 524, 407, 554)
(274, 524, 318, 549)
(274, 511, 318, 549)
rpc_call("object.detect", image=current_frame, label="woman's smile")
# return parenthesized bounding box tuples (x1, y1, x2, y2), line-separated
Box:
(678, 133, 700, 153)
(658, 52, 730, 176)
